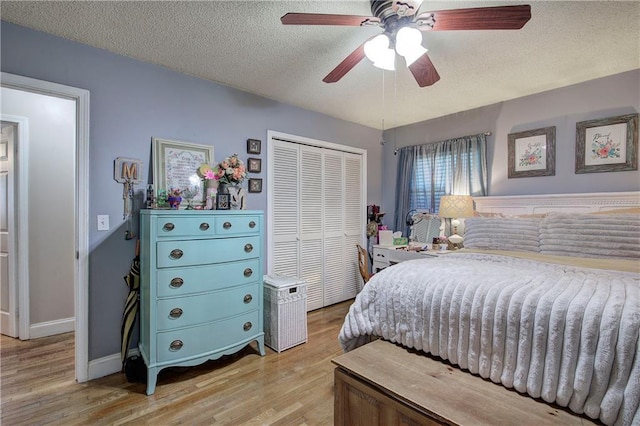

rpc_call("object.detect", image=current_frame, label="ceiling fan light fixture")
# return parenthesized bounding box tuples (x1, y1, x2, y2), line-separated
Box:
(373, 48, 396, 70)
(395, 26, 427, 66)
(364, 33, 396, 70)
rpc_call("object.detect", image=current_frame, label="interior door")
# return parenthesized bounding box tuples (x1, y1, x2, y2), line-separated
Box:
(323, 150, 346, 306)
(299, 145, 324, 311)
(270, 141, 300, 278)
(0, 122, 18, 337)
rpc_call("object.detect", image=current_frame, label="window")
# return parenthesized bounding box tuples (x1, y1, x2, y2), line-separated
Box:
(394, 134, 487, 233)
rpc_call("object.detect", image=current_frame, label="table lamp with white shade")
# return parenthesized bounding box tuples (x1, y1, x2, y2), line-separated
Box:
(438, 195, 475, 245)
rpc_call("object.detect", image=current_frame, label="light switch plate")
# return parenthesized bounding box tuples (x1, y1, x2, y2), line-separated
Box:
(97, 215, 109, 231)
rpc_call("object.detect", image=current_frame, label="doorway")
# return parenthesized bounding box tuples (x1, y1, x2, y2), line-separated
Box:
(0, 72, 90, 382)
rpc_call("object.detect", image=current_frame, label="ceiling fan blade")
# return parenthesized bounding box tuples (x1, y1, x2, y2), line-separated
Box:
(416, 5, 531, 31)
(408, 53, 440, 87)
(323, 41, 368, 84)
(281, 13, 380, 26)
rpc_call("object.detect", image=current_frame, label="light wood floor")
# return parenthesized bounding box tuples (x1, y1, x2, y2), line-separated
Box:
(1, 300, 352, 425)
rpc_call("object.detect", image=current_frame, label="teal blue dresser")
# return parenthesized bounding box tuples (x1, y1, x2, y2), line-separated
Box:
(139, 210, 265, 395)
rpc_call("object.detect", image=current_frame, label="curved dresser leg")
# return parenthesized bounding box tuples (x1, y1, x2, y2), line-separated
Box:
(146, 367, 159, 395)
(256, 336, 266, 356)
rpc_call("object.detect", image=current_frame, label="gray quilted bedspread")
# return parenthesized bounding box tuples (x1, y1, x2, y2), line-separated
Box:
(338, 253, 640, 425)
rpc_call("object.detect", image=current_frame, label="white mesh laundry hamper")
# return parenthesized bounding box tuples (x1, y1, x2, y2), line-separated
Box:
(263, 274, 307, 352)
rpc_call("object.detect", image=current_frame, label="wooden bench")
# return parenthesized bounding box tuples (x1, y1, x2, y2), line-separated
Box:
(332, 339, 596, 425)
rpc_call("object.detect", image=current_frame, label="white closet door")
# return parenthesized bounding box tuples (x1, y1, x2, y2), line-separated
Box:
(269, 132, 367, 311)
(323, 150, 346, 306)
(299, 145, 324, 311)
(344, 153, 364, 295)
(271, 141, 299, 277)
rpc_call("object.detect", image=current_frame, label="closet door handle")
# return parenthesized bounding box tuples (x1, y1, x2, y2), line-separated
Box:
(163, 223, 175, 232)
(169, 340, 183, 351)
(199, 222, 210, 231)
(223, 221, 232, 229)
(170, 277, 184, 288)
(243, 322, 252, 331)
(243, 294, 253, 304)
(244, 243, 253, 253)
(169, 308, 183, 318)
(244, 268, 253, 277)
(170, 249, 183, 259)
(249, 221, 256, 228)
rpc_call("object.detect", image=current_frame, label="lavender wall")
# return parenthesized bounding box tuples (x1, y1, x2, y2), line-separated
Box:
(1, 21, 382, 361)
(381, 69, 640, 227)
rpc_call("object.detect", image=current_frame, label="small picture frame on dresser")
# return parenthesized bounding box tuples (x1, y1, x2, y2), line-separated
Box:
(216, 193, 230, 210)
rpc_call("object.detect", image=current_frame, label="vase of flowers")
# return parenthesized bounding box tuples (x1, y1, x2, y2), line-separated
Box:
(198, 153, 247, 209)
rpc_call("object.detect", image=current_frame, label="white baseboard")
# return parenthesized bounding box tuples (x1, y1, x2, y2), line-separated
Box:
(88, 348, 140, 380)
(29, 317, 74, 339)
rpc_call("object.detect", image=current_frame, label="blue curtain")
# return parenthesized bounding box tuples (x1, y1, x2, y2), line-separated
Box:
(393, 133, 488, 236)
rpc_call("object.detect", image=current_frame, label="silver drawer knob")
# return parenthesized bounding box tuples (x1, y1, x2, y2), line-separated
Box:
(249, 221, 256, 228)
(244, 243, 253, 253)
(243, 322, 252, 331)
(170, 249, 183, 259)
(223, 221, 232, 229)
(170, 277, 184, 288)
(244, 268, 253, 277)
(169, 308, 183, 318)
(199, 222, 210, 231)
(163, 222, 175, 232)
(169, 340, 183, 351)
(243, 294, 253, 304)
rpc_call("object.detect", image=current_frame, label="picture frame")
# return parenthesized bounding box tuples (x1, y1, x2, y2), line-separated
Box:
(152, 137, 213, 209)
(247, 138, 261, 154)
(248, 178, 263, 193)
(247, 157, 262, 173)
(216, 193, 230, 210)
(507, 126, 556, 178)
(575, 113, 638, 174)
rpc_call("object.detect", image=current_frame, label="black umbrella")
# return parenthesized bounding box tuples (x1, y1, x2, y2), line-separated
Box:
(121, 240, 140, 371)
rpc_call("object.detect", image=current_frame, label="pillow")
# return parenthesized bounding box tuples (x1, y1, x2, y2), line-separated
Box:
(463, 216, 542, 252)
(540, 212, 640, 260)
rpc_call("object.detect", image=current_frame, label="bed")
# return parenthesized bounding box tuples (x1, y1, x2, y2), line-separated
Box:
(339, 192, 640, 426)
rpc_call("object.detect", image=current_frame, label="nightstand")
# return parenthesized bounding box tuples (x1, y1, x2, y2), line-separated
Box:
(371, 245, 408, 272)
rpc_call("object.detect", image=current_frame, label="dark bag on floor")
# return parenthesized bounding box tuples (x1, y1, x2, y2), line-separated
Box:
(124, 355, 147, 383)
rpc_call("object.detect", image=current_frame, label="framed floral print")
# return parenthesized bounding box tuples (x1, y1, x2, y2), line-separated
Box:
(508, 126, 556, 178)
(575, 113, 638, 174)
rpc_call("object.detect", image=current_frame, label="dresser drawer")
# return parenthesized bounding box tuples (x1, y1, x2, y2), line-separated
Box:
(156, 283, 259, 330)
(156, 259, 259, 297)
(156, 310, 260, 362)
(372, 246, 389, 264)
(214, 215, 260, 236)
(155, 216, 216, 238)
(156, 236, 260, 268)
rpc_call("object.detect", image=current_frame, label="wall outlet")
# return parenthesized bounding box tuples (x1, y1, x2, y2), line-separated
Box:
(97, 215, 109, 231)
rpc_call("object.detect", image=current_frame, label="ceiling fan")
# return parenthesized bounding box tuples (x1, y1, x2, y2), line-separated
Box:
(281, 0, 531, 87)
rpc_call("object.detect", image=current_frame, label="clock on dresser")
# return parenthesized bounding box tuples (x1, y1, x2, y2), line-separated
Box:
(139, 210, 265, 395)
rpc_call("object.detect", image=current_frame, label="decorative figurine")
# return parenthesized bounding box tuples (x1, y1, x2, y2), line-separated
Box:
(167, 188, 182, 209)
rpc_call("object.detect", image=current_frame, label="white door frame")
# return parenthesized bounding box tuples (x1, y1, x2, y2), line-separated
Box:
(1, 72, 90, 383)
(1, 116, 28, 338)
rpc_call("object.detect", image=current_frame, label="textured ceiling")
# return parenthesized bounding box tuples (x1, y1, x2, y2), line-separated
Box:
(2, 1, 639, 130)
